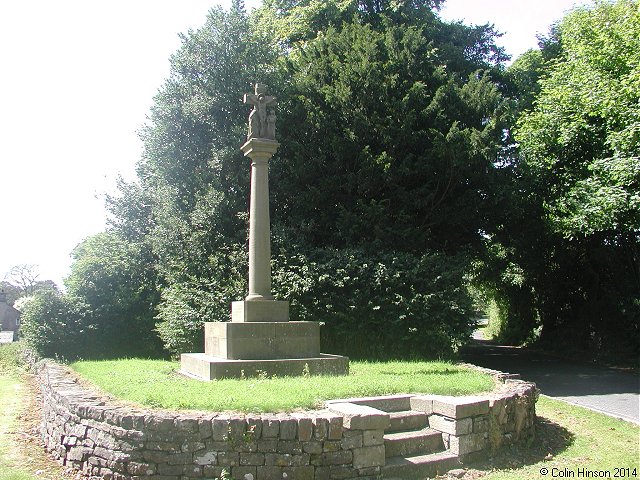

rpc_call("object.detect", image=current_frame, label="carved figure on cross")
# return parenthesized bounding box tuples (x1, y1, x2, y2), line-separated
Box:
(244, 83, 277, 140)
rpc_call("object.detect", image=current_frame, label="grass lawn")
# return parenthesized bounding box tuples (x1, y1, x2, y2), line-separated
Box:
(0, 374, 74, 480)
(71, 359, 495, 412)
(477, 395, 640, 479)
(0, 375, 32, 480)
(1, 345, 638, 479)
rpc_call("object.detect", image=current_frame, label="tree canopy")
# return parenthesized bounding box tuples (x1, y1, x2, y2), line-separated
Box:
(19, 0, 639, 363)
(476, 0, 639, 360)
(106, 0, 510, 358)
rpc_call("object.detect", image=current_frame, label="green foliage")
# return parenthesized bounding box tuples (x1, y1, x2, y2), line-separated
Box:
(506, 49, 545, 112)
(273, 16, 510, 252)
(155, 239, 474, 358)
(19, 232, 165, 360)
(516, 0, 640, 238)
(476, 0, 640, 359)
(550, 156, 639, 237)
(70, 358, 493, 412)
(18, 289, 89, 360)
(103, 0, 512, 359)
(155, 258, 245, 355)
(0, 343, 26, 376)
(66, 232, 164, 358)
(273, 245, 474, 358)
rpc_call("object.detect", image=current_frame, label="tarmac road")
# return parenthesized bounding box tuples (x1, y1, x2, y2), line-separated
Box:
(461, 339, 640, 424)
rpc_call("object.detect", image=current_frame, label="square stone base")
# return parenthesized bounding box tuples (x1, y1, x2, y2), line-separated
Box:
(180, 352, 350, 380)
(232, 300, 289, 322)
(205, 321, 321, 360)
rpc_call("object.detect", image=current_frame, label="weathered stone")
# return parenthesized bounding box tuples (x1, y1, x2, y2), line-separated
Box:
(262, 418, 280, 438)
(282, 466, 315, 480)
(264, 452, 310, 467)
(206, 440, 234, 452)
(302, 441, 323, 454)
(352, 444, 385, 470)
(340, 433, 362, 450)
(167, 452, 193, 465)
(145, 442, 181, 453)
(310, 450, 352, 466)
(203, 465, 225, 477)
(490, 397, 508, 425)
(92, 446, 112, 459)
(449, 432, 489, 455)
(429, 415, 473, 436)
(62, 435, 78, 446)
(181, 353, 348, 380)
(294, 416, 313, 441)
(327, 416, 343, 440)
(329, 465, 357, 479)
(229, 416, 247, 442)
(157, 463, 184, 475)
(38, 362, 538, 480)
(473, 417, 489, 434)
(127, 462, 156, 475)
(231, 465, 257, 480)
(313, 417, 329, 440)
(322, 440, 341, 452)
(236, 440, 258, 453)
(361, 430, 384, 447)
(257, 439, 278, 453)
(212, 416, 231, 441)
(146, 415, 176, 433)
(193, 450, 217, 466)
(198, 417, 214, 440)
(276, 440, 303, 454)
(278, 418, 297, 440)
(327, 403, 389, 431)
(174, 417, 199, 434)
(67, 446, 88, 462)
(184, 464, 204, 476)
(245, 416, 263, 440)
(218, 451, 240, 467)
(410, 395, 433, 415)
(431, 396, 490, 419)
(239, 452, 265, 466)
(314, 466, 330, 480)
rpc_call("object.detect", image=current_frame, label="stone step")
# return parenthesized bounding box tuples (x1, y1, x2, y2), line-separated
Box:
(384, 428, 444, 458)
(382, 451, 460, 479)
(346, 394, 413, 412)
(386, 410, 428, 433)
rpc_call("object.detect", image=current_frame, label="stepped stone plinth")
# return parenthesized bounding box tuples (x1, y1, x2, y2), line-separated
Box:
(181, 316, 349, 379)
(180, 83, 348, 380)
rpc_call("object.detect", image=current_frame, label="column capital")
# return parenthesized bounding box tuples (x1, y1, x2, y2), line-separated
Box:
(241, 138, 280, 159)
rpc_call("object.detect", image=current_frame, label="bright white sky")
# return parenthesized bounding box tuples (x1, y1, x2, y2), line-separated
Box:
(0, 0, 589, 288)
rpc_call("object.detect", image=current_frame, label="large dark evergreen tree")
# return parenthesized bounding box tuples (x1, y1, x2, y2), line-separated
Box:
(106, 0, 511, 357)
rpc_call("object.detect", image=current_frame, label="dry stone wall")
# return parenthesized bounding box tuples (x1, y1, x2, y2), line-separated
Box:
(39, 362, 387, 480)
(38, 361, 537, 480)
(407, 380, 538, 461)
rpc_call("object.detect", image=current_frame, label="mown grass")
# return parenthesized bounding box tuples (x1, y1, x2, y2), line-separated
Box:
(478, 395, 640, 479)
(0, 343, 75, 480)
(0, 376, 33, 480)
(70, 359, 495, 412)
(1, 344, 638, 480)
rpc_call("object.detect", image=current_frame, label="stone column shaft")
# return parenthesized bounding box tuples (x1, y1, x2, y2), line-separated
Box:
(241, 139, 279, 301)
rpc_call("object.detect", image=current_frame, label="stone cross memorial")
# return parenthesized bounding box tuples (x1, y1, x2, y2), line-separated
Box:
(181, 84, 349, 380)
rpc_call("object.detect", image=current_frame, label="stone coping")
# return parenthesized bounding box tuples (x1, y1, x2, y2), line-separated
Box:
(37, 361, 538, 479)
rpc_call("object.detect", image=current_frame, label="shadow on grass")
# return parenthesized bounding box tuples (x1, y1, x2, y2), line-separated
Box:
(468, 416, 575, 472)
